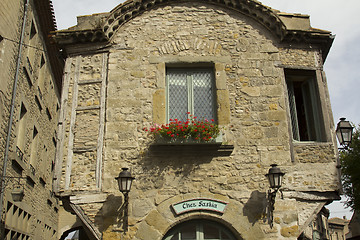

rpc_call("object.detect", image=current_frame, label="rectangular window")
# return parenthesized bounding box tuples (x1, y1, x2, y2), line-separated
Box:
(166, 68, 216, 122)
(285, 69, 324, 141)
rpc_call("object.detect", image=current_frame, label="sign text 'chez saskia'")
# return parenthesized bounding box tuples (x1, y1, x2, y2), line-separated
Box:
(172, 198, 228, 215)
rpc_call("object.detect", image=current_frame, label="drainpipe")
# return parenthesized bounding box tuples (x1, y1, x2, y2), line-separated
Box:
(0, 0, 29, 226)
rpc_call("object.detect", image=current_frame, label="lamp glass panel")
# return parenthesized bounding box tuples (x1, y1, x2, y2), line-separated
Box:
(120, 178, 128, 192)
(342, 130, 352, 143)
(268, 175, 275, 188)
(336, 131, 344, 145)
(276, 174, 283, 188)
(126, 178, 133, 191)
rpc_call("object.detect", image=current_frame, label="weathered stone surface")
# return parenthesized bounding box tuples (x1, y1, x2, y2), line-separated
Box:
(280, 225, 299, 237)
(0, 0, 62, 238)
(135, 221, 162, 240)
(55, 1, 338, 239)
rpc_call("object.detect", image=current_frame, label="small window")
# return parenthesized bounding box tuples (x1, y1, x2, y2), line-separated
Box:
(46, 108, 52, 120)
(166, 68, 216, 122)
(285, 69, 324, 141)
(35, 96, 42, 111)
(30, 21, 37, 39)
(39, 177, 46, 187)
(23, 67, 33, 86)
(40, 55, 45, 67)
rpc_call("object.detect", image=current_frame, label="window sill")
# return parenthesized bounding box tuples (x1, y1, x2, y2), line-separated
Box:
(292, 140, 332, 145)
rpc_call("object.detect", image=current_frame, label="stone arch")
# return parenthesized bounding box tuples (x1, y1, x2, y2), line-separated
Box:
(137, 194, 265, 240)
(103, 0, 286, 40)
(162, 215, 243, 240)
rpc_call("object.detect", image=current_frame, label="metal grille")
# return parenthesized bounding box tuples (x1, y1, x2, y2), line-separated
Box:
(167, 69, 215, 122)
(193, 71, 214, 121)
(168, 71, 188, 121)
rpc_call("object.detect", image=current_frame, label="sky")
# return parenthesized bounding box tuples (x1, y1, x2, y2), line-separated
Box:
(52, 0, 359, 220)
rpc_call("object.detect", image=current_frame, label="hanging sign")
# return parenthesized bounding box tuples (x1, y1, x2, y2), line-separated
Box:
(172, 198, 228, 215)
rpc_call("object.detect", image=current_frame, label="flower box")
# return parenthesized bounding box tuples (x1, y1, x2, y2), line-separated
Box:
(144, 113, 220, 143)
(153, 134, 223, 145)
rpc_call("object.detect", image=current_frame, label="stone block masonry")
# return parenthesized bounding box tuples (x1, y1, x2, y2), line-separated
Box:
(55, 1, 339, 239)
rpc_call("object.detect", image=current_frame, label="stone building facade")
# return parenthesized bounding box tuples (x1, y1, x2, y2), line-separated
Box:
(0, 0, 63, 239)
(54, 0, 339, 239)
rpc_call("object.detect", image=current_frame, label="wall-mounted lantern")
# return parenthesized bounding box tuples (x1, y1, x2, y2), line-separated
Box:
(115, 168, 135, 199)
(265, 164, 285, 228)
(11, 186, 24, 202)
(336, 117, 354, 150)
(115, 168, 135, 232)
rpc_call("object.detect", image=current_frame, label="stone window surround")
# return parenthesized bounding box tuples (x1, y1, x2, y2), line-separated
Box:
(281, 66, 333, 144)
(150, 55, 231, 127)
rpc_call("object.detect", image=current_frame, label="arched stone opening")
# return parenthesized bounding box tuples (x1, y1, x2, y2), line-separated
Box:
(162, 218, 242, 240)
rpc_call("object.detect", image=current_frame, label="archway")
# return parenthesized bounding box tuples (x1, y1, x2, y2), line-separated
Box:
(163, 219, 240, 240)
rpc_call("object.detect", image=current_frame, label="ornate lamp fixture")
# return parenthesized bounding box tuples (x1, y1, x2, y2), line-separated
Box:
(11, 186, 25, 202)
(336, 117, 354, 150)
(115, 168, 135, 199)
(265, 164, 285, 228)
(115, 168, 135, 232)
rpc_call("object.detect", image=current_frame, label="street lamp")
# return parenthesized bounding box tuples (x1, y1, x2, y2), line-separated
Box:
(11, 186, 24, 202)
(115, 168, 135, 232)
(336, 118, 354, 149)
(265, 164, 285, 228)
(115, 168, 135, 197)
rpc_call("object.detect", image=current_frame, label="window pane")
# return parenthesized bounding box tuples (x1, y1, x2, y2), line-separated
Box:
(170, 234, 179, 240)
(168, 71, 188, 121)
(180, 224, 196, 240)
(192, 70, 214, 121)
(285, 69, 323, 142)
(203, 223, 219, 239)
(221, 231, 231, 240)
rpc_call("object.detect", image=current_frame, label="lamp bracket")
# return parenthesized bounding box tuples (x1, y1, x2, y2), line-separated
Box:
(0, 176, 26, 194)
(267, 188, 279, 228)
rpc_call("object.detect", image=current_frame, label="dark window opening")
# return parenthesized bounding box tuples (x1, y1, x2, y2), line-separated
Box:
(285, 69, 324, 141)
(24, 67, 32, 86)
(40, 55, 45, 67)
(35, 96, 42, 111)
(32, 127, 38, 138)
(30, 21, 37, 39)
(46, 108, 52, 120)
(40, 177, 46, 187)
(26, 176, 35, 187)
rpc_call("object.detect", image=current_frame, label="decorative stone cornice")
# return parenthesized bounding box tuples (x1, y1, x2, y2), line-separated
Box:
(54, 29, 108, 45)
(103, 0, 287, 40)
